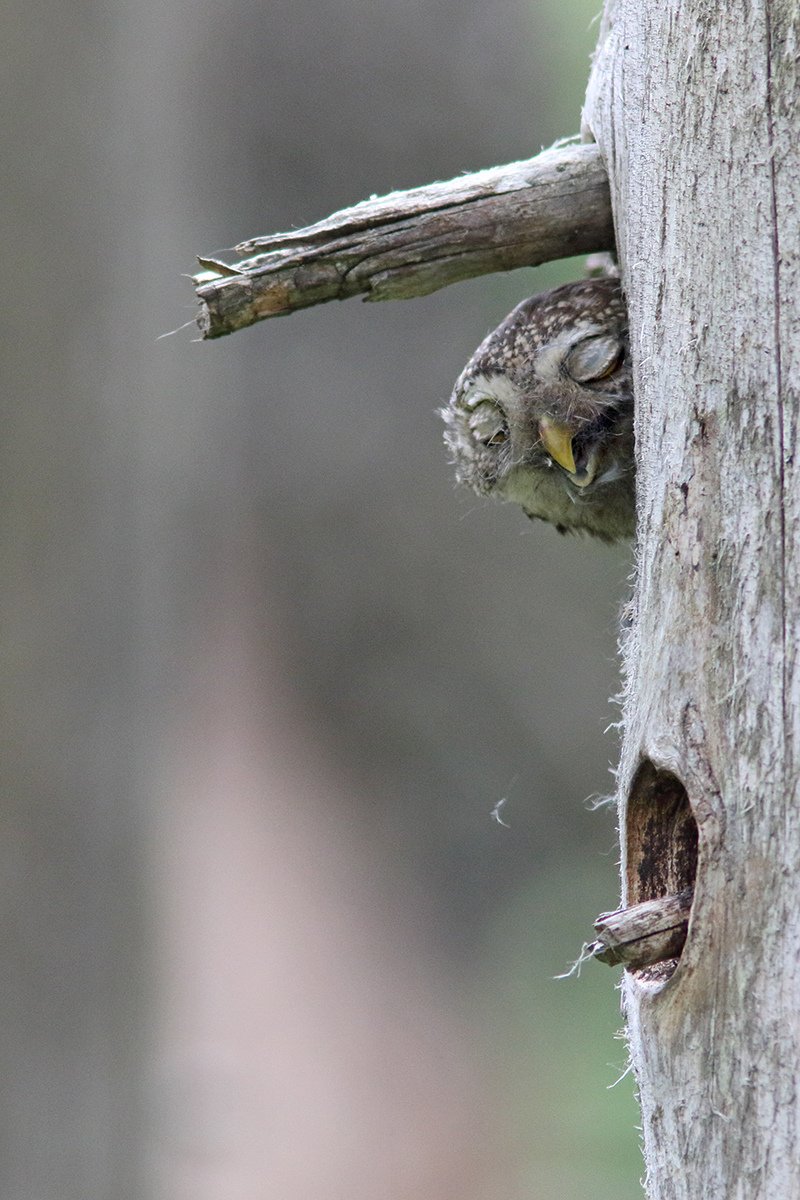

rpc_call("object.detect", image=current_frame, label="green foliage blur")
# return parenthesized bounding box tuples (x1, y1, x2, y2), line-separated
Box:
(480, 860, 644, 1199)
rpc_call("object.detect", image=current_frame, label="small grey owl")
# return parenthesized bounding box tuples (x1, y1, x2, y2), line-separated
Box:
(442, 278, 634, 542)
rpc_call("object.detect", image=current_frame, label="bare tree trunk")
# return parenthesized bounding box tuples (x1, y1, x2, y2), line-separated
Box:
(584, 2, 800, 1196)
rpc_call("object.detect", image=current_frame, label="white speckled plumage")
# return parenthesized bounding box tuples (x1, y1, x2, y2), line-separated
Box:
(442, 278, 634, 541)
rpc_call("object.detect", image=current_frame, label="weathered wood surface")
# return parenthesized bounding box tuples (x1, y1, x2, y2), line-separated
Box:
(591, 890, 693, 970)
(194, 143, 614, 338)
(585, 1, 800, 1196)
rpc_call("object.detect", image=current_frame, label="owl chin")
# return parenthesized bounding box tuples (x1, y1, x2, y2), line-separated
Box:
(499, 463, 635, 542)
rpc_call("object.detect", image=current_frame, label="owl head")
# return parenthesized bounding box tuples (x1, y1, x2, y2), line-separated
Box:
(442, 278, 634, 542)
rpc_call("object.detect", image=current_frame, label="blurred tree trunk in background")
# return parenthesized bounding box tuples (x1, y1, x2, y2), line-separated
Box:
(1, 5, 147, 1196)
(3, 0, 642, 1198)
(586, 2, 800, 1196)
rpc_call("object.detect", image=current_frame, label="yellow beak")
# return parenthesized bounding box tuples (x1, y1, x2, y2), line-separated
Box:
(539, 416, 577, 475)
(538, 417, 596, 488)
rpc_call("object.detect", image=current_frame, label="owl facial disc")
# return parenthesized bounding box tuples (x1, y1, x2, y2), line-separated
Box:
(441, 277, 635, 542)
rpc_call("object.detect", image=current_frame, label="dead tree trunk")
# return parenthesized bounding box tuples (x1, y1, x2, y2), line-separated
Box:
(584, 2, 800, 1196)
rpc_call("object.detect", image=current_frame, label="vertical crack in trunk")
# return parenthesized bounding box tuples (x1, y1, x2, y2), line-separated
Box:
(764, 4, 789, 780)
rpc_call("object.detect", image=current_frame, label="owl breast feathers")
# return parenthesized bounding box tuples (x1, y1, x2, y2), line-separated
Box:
(441, 278, 634, 542)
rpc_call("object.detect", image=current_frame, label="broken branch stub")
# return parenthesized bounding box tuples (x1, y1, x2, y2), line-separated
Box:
(194, 143, 614, 339)
(590, 889, 694, 971)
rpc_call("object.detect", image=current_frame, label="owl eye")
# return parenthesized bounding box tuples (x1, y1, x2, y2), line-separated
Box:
(564, 335, 624, 383)
(467, 399, 509, 446)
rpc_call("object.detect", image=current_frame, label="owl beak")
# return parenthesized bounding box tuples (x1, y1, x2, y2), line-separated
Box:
(538, 417, 596, 488)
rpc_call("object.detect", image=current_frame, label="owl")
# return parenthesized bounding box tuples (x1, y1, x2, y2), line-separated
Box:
(441, 278, 634, 542)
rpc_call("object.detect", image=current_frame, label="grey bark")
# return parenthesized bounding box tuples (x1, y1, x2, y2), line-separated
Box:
(584, 2, 800, 1196)
(194, 143, 614, 338)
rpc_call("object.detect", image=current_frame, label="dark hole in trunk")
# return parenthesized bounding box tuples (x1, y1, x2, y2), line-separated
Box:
(626, 759, 698, 981)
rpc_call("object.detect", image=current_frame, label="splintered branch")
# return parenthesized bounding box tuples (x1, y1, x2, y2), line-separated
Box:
(194, 142, 613, 339)
(590, 889, 694, 970)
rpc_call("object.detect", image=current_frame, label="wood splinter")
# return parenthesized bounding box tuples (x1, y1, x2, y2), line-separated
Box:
(590, 888, 694, 970)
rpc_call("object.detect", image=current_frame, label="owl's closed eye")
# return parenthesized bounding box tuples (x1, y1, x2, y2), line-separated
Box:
(441, 278, 635, 542)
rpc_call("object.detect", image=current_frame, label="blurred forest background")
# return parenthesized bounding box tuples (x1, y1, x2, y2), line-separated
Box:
(3, 0, 643, 1196)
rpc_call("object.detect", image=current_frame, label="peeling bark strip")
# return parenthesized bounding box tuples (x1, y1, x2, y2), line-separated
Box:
(590, 889, 693, 970)
(585, 0, 800, 1196)
(194, 144, 614, 339)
